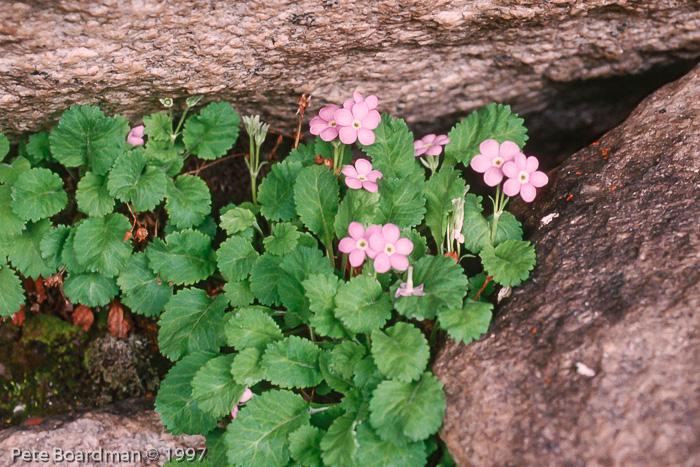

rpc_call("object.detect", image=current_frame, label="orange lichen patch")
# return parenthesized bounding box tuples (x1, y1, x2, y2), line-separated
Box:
(575, 171, 582, 175)
(27, 417, 42, 426)
(590, 142, 600, 147)
(602, 147, 611, 156)
(531, 327, 537, 334)
(545, 377, 552, 384)
(566, 194, 574, 201)
(610, 185, 617, 190)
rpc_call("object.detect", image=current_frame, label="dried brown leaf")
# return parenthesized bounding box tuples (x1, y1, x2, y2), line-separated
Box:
(72, 305, 94, 332)
(11, 306, 26, 327)
(108, 301, 131, 338)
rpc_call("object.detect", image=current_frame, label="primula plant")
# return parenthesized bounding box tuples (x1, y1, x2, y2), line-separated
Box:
(0, 90, 546, 466)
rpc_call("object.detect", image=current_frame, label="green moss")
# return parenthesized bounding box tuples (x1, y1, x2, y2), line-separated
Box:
(20, 315, 79, 348)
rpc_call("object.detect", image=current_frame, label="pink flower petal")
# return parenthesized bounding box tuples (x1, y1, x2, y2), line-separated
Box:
(365, 225, 382, 238)
(414, 147, 427, 157)
(353, 91, 363, 103)
(352, 102, 369, 120)
(382, 224, 400, 243)
(239, 388, 254, 403)
(319, 127, 339, 142)
(338, 237, 357, 253)
(529, 171, 549, 187)
(365, 95, 378, 109)
(483, 167, 504, 186)
(394, 238, 414, 255)
(421, 134, 437, 144)
(131, 125, 144, 137)
(319, 105, 339, 121)
(231, 406, 239, 419)
(520, 183, 537, 202)
(334, 108, 354, 126)
(343, 99, 354, 109)
(341, 165, 358, 178)
(362, 181, 378, 192)
(309, 122, 327, 135)
(373, 253, 391, 273)
(499, 141, 520, 160)
(501, 161, 519, 179)
(366, 247, 380, 259)
(433, 135, 450, 145)
(365, 170, 382, 182)
(345, 177, 363, 190)
(470, 154, 492, 173)
(525, 156, 539, 173)
(348, 249, 366, 267)
(348, 221, 365, 239)
(426, 145, 443, 156)
(390, 254, 409, 271)
(362, 110, 381, 130)
(339, 127, 358, 145)
(355, 159, 372, 175)
(513, 152, 527, 170)
(503, 178, 521, 197)
(357, 128, 376, 145)
(479, 139, 500, 158)
(369, 232, 385, 252)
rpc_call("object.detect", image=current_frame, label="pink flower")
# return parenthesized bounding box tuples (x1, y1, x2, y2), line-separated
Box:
(395, 266, 425, 298)
(414, 134, 450, 157)
(343, 91, 378, 111)
(368, 224, 413, 273)
(341, 159, 382, 193)
(231, 388, 254, 419)
(338, 222, 381, 267)
(470, 139, 520, 186)
(309, 104, 340, 142)
(126, 125, 145, 146)
(334, 101, 381, 145)
(502, 153, 549, 202)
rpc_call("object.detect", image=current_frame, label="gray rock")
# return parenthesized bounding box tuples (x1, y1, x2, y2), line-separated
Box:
(1, 0, 699, 158)
(434, 63, 700, 465)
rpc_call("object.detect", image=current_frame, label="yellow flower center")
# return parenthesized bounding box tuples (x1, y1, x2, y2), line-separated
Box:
(493, 157, 504, 168)
(352, 120, 362, 129)
(328, 121, 337, 128)
(384, 244, 395, 255)
(518, 171, 529, 183)
(357, 239, 368, 250)
(357, 174, 367, 181)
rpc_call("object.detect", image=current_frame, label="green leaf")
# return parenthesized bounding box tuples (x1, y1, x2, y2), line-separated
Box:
(0, 185, 26, 238)
(107, 151, 168, 212)
(7, 220, 58, 278)
(467, 272, 495, 300)
(393, 255, 468, 320)
(63, 273, 119, 307)
(371, 322, 429, 382)
(369, 373, 446, 445)
(294, 165, 339, 248)
(144, 139, 184, 176)
(191, 353, 246, 418)
(25, 132, 52, 165)
(264, 223, 300, 256)
(355, 424, 427, 467)
(0, 133, 8, 159)
(147, 230, 216, 285)
(143, 112, 172, 141)
(402, 229, 427, 263)
(49, 105, 128, 174)
(333, 189, 380, 240)
(320, 412, 358, 467)
(279, 247, 334, 321)
(220, 206, 256, 235)
(424, 166, 466, 248)
(117, 252, 173, 317)
(39, 225, 71, 269)
(183, 101, 240, 160)
(165, 175, 212, 230)
(320, 341, 366, 393)
(0, 263, 24, 318)
(75, 172, 115, 217)
(480, 239, 536, 286)
(303, 274, 348, 339)
(490, 211, 524, 245)
(360, 114, 424, 186)
(439, 301, 493, 344)
(289, 425, 324, 467)
(225, 390, 309, 467)
(262, 336, 323, 388)
(205, 428, 228, 467)
(259, 159, 304, 222)
(10, 168, 67, 222)
(319, 351, 354, 394)
(216, 237, 259, 282)
(334, 275, 391, 334)
(285, 141, 317, 167)
(444, 103, 528, 166)
(461, 194, 490, 254)
(155, 352, 219, 436)
(223, 279, 255, 308)
(230, 347, 265, 386)
(164, 215, 218, 239)
(74, 214, 132, 277)
(249, 253, 284, 306)
(158, 288, 228, 361)
(59, 225, 88, 274)
(225, 306, 282, 351)
(376, 178, 426, 228)
(0, 156, 31, 185)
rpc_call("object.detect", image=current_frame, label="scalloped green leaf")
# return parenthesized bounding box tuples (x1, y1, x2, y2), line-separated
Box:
(144, 139, 184, 177)
(261, 335, 322, 389)
(376, 177, 426, 229)
(264, 223, 300, 256)
(490, 211, 524, 244)
(0, 263, 24, 318)
(165, 175, 212, 229)
(216, 237, 259, 282)
(259, 159, 304, 222)
(439, 301, 493, 344)
(369, 373, 446, 445)
(461, 194, 490, 253)
(393, 254, 468, 320)
(249, 253, 284, 306)
(158, 288, 228, 361)
(10, 168, 67, 222)
(59, 225, 88, 274)
(143, 112, 172, 142)
(289, 425, 324, 467)
(371, 322, 429, 382)
(0, 133, 8, 159)
(117, 252, 173, 317)
(0, 156, 31, 185)
(49, 105, 128, 174)
(39, 224, 71, 269)
(0, 185, 26, 238)
(279, 247, 334, 321)
(155, 352, 219, 436)
(183, 101, 240, 160)
(191, 353, 246, 418)
(107, 151, 168, 212)
(224, 306, 282, 351)
(230, 347, 265, 386)
(223, 279, 255, 308)
(294, 165, 339, 249)
(75, 172, 115, 217)
(303, 273, 348, 339)
(360, 114, 423, 186)
(320, 412, 358, 467)
(63, 273, 119, 307)
(7, 220, 58, 278)
(25, 132, 52, 165)
(146, 230, 216, 286)
(74, 214, 133, 277)
(480, 239, 536, 287)
(220, 206, 256, 235)
(355, 424, 427, 467)
(225, 390, 309, 467)
(444, 103, 528, 167)
(424, 166, 466, 249)
(333, 188, 380, 240)
(334, 275, 392, 334)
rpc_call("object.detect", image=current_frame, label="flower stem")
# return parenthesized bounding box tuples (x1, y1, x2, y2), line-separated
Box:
(309, 405, 335, 415)
(490, 185, 503, 245)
